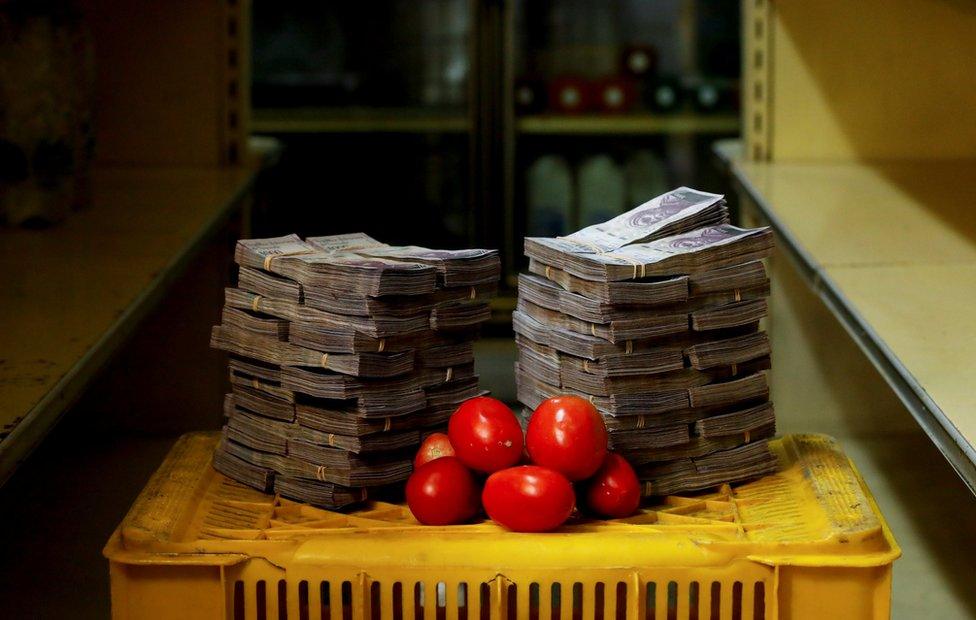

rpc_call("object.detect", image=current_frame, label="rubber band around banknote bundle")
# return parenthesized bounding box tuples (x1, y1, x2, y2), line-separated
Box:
(251, 378, 261, 390)
(469, 286, 476, 300)
(444, 367, 453, 382)
(382, 418, 392, 432)
(605, 252, 647, 279)
(731, 362, 738, 375)
(744, 430, 751, 443)
(733, 288, 742, 302)
(377, 339, 386, 352)
(315, 465, 328, 481)
(590, 323, 598, 336)
(251, 295, 263, 312)
(625, 340, 634, 353)
(635, 415, 646, 429)
(582, 360, 590, 372)
(545, 265, 553, 279)
(320, 353, 329, 369)
(327, 433, 336, 447)
(262, 248, 315, 271)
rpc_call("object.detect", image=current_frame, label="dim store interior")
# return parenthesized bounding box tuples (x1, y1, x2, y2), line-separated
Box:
(2, 1, 976, 618)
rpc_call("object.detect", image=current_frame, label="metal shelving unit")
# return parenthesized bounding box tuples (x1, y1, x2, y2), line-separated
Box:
(0, 0, 261, 485)
(716, 141, 976, 495)
(499, 0, 742, 289)
(247, 1, 743, 290)
(734, 0, 976, 493)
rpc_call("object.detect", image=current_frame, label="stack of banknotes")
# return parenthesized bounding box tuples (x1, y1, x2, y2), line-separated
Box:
(515, 188, 779, 496)
(211, 232, 499, 508)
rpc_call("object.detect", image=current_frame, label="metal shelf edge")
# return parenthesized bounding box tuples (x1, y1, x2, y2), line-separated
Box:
(517, 114, 740, 135)
(251, 109, 472, 134)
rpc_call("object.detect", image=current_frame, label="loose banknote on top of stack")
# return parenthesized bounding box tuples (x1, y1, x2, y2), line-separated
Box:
(514, 187, 779, 496)
(210, 232, 500, 508)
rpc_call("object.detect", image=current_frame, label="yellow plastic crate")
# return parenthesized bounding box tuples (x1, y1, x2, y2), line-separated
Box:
(104, 432, 899, 619)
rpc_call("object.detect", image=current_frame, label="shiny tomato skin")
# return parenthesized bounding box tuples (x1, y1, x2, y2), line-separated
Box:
(526, 395, 608, 481)
(405, 457, 480, 525)
(448, 396, 524, 473)
(414, 432, 456, 468)
(482, 465, 575, 532)
(584, 453, 641, 518)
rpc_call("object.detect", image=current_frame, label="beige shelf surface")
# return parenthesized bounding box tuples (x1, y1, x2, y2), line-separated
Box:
(252, 107, 471, 134)
(0, 164, 258, 482)
(734, 158, 976, 267)
(517, 113, 739, 135)
(723, 144, 976, 489)
(827, 263, 976, 450)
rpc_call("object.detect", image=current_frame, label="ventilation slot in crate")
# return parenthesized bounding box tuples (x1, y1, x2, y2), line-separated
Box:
(229, 577, 768, 619)
(643, 580, 768, 620)
(364, 580, 479, 619)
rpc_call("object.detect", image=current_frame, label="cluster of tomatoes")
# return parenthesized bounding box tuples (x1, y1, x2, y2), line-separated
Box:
(406, 394, 641, 532)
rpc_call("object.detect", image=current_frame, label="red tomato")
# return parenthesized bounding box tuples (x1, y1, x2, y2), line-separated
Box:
(482, 465, 575, 532)
(526, 395, 608, 481)
(405, 457, 480, 525)
(584, 453, 641, 518)
(448, 397, 524, 473)
(414, 432, 455, 468)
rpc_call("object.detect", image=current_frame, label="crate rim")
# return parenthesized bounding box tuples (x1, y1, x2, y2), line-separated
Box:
(103, 432, 900, 573)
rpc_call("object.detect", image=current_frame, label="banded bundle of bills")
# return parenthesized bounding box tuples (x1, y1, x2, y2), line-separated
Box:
(514, 188, 778, 496)
(211, 233, 499, 509)
(306, 234, 501, 287)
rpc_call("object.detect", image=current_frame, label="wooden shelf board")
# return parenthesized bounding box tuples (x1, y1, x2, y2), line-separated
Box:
(517, 113, 740, 135)
(717, 140, 976, 493)
(252, 108, 471, 134)
(0, 164, 259, 484)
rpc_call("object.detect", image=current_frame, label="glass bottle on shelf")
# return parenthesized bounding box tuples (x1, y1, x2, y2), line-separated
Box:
(526, 155, 573, 236)
(578, 154, 625, 226)
(625, 150, 670, 206)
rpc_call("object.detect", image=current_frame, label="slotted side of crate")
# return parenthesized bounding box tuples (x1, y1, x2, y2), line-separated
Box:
(221, 561, 778, 620)
(110, 556, 890, 620)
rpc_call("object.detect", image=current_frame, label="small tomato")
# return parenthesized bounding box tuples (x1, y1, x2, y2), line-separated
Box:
(482, 465, 575, 532)
(405, 457, 479, 525)
(448, 397, 524, 473)
(584, 453, 641, 518)
(414, 432, 455, 468)
(526, 395, 608, 481)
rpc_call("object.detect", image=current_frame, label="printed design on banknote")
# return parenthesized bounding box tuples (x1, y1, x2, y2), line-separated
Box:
(665, 226, 738, 249)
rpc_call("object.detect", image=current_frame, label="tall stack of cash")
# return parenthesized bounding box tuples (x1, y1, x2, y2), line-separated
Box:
(514, 188, 779, 496)
(210, 233, 499, 509)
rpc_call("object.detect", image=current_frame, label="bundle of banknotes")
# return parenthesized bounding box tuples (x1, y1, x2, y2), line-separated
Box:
(211, 232, 499, 508)
(515, 188, 779, 496)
